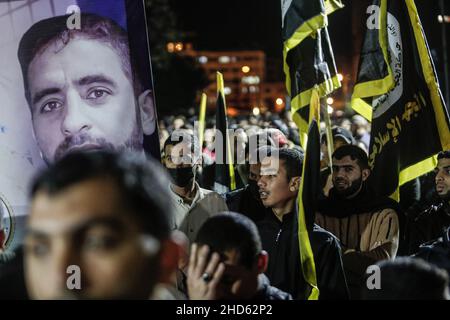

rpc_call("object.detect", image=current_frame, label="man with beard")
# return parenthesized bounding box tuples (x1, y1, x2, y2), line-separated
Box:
(315, 145, 400, 299)
(256, 148, 349, 300)
(18, 14, 156, 164)
(406, 151, 450, 254)
(163, 132, 228, 244)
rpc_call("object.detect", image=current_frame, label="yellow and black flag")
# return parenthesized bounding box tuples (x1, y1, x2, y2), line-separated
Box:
(282, 0, 343, 147)
(214, 72, 236, 194)
(351, 0, 450, 200)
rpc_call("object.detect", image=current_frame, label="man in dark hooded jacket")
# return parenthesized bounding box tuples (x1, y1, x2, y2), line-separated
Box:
(256, 148, 349, 299)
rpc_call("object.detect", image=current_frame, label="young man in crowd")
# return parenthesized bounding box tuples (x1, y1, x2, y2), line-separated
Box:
(226, 134, 276, 222)
(22, 151, 182, 299)
(163, 131, 228, 244)
(315, 145, 400, 299)
(186, 212, 292, 300)
(256, 148, 349, 299)
(406, 151, 450, 254)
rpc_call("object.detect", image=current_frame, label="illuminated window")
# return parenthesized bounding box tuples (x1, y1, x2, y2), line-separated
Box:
(219, 56, 231, 63)
(198, 56, 208, 64)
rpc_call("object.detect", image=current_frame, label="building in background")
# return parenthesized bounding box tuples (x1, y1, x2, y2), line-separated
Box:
(168, 42, 286, 116)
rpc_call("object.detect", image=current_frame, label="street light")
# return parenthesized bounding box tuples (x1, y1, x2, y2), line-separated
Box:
(242, 66, 251, 73)
(326, 97, 334, 105)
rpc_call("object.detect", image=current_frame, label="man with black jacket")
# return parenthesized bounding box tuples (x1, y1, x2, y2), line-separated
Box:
(406, 151, 450, 254)
(256, 148, 349, 300)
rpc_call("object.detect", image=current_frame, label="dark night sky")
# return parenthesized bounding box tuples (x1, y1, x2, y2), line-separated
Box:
(169, 0, 449, 88)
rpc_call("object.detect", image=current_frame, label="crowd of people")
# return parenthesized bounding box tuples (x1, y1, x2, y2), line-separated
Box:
(0, 110, 449, 300)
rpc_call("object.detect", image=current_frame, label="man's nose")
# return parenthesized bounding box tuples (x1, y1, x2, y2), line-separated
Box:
(435, 170, 444, 182)
(48, 244, 81, 295)
(257, 176, 266, 187)
(61, 91, 91, 136)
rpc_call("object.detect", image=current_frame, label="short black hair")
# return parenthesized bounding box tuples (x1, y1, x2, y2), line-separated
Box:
(18, 13, 144, 106)
(195, 212, 262, 269)
(30, 151, 172, 240)
(333, 145, 369, 170)
(437, 150, 450, 160)
(362, 257, 449, 300)
(278, 148, 304, 181)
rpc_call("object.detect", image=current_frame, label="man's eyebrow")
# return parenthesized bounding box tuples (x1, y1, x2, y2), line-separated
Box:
(25, 216, 126, 238)
(32, 87, 63, 105)
(333, 164, 355, 169)
(76, 75, 118, 88)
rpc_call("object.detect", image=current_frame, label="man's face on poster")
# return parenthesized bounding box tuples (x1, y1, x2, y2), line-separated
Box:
(26, 37, 155, 164)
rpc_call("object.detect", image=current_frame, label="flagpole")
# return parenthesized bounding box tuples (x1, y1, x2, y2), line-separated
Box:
(198, 93, 207, 150)
(439, 0, 450, 107)
(323, 101, 334, 173)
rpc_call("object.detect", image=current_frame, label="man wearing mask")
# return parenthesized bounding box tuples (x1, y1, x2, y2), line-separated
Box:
(316, 145, 400, 299)
(163, 131, 228, 244)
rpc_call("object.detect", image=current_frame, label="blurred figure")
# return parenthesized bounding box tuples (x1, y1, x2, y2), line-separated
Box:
(351, 115, 370, 151)
(24, 151, 181, 299)
(173, 116, 187, 131)
(406, 151, 450, 254)
(163, 132, 228, 244)
(316, 145, 399, 299)
(414, 226, 450, 285)
(256, 148, 349, 299)
(265, 128, 289, 149)
(226, 144, 275, 223)
(362, 257, 449, 300)
(0, 205, 5, 254)
(186, 212, 291, 300)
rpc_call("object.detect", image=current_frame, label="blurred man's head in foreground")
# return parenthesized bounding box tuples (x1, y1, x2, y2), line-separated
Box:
(25, 151, 179, 299)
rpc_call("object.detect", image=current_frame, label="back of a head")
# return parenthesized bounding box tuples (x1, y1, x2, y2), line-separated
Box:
(30, 151, 172, 241)
(363, 257, 450, 300)
(195, 212, 262, 269)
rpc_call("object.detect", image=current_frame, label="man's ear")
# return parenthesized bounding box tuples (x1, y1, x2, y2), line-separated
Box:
(256, 251, 269, 274)
(361, 168, 371, 182)
(158, 231, 187, 284)
(138, 89, 156, 136)
(289, 176, 301, 193)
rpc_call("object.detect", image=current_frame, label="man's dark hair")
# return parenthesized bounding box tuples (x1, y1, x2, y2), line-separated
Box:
(18, 13, 144, 106)
(437, 150, 450, 160)
(362, 257, 449, 300)
(276, 148, 304, 181)
(333, 145, 369, 170)
(30, 151, 172, 240)
(195, 212, 262, 269)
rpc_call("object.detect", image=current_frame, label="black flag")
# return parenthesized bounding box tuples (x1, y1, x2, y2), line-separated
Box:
(351, 0, 450, 200)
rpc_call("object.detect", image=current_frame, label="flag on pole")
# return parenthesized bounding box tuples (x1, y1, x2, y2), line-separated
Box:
(351, 0, 450, 200)
(214, 72, 236, 194)
(295, 88, 321, 300)
(282, 0, 343, 147)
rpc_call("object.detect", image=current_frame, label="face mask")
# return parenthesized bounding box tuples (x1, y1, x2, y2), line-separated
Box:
(168, 167, 195, 187)
(248, 180, 260, 200)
